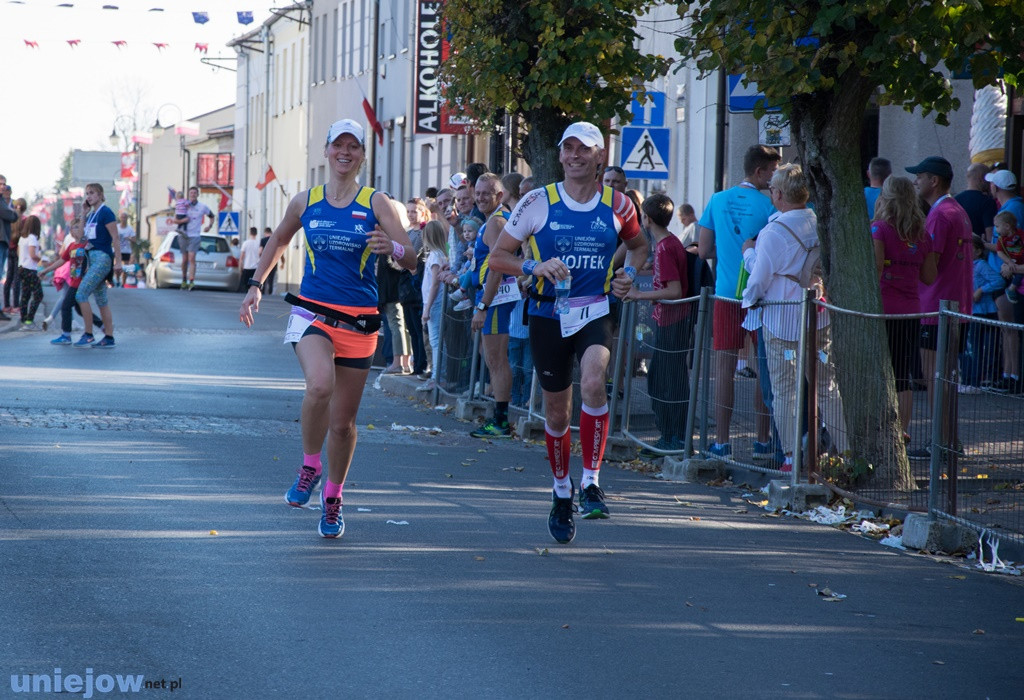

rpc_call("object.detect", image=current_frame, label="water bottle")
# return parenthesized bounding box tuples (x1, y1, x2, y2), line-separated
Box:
(554, 275, 572, 315)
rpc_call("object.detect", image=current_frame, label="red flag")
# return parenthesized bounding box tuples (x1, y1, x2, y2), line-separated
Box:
(362, 98, 384, 146)
(120, 152, 137, 179)
(218, 191, 229, 211)
(254, 166, 277, 191)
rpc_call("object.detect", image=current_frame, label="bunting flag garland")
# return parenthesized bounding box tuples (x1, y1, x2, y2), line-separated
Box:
(66, 39, 80, 48)
(254, 166, 276, 192)
(237, 11, 253, 25)
(194, 43, 208, 53)
(112, 40, 126, 49)
(192, 11, 209, 25)
(24, 39, 39, 48)
(153, 42, 169, 51)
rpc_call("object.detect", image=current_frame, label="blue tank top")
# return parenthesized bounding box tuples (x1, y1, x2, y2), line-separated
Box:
(299, 185, 380, 307)
(527, 184, 618, 318)
(474, 210, 510, 304)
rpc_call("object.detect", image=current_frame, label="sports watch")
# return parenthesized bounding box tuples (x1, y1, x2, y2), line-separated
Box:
(247, 278, 264, 292)
(475, 301, 487, 312)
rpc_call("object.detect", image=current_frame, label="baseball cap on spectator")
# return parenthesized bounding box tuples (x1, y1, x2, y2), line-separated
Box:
(984, 169, 1018, 190)
(326, 119, 364, 145)
(449, 172, 468, 189)
(905, 156, 953, 180)
(558, 121, 604, 148)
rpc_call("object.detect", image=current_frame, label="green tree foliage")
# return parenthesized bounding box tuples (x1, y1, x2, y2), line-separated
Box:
(440, 0, 670, 185)
(675, 1, 1024, 489)
(54, 149, 73, 193)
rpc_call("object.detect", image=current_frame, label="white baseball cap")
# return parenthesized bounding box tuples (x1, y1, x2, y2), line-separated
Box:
(449, 172, 468, 189)
(985, 169, 1018, 190)
(558, 121, 604, 148)
(326, 119, 365, 145)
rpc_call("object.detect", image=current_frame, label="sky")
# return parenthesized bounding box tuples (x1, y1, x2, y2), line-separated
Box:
(0, 0, 287, 199)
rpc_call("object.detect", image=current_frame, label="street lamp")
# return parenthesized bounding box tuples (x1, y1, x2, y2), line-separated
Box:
(150, 104, 189, 191)
(112, 114, 144, 262)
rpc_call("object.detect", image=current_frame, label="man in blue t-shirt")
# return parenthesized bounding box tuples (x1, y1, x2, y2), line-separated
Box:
(697, 144, 779, 457)
(864, 157, 890, 218)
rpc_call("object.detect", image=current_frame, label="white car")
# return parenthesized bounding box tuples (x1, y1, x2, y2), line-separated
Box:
(147, 234, 241, 290)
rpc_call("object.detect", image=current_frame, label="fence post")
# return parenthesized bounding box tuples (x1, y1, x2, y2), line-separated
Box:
(944, 301, 961, 516)
(684, 287, 712, 457)
(431, 290, 449, 406)
(618, 299, 638, 434)
(792, 290, 811, 486)
(608, 299, 631, 434)
(804, 290, 819, 484)
(467, 328, 482, 400)
(927, 300, 951, 521)
(698, 296, 715, 452)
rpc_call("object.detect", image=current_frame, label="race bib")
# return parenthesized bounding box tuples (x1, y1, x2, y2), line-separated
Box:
(84, 223, 97, 240)
(558, 295, 609, 338)
(491, 276, 520, 306)
(284, 306, 315, 344)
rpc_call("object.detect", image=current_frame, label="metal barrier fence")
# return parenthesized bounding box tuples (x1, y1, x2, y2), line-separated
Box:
(425, 279, 1024, 545)
(614, 289, 1023, 545)
(930, 306, 1024, 545)
(430, 288, 542, 418)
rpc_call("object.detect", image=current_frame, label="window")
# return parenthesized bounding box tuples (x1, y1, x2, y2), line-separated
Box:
(331, 8, 338, 79)
(196, 153, 235, 187)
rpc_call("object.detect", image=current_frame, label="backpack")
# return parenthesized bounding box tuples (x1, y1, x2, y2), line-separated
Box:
(686, 248, 713, 298)
(776, 220, 824, 299)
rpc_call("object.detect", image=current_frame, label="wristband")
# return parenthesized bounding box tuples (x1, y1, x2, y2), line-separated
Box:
(521, 259, 538, 276)
(623, 265, 637, 282)
(391, 240, 405, 259)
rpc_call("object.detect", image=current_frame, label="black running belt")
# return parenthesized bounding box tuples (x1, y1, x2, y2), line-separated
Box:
(528, 289, 555, 303)
(284, 293, 383, 335)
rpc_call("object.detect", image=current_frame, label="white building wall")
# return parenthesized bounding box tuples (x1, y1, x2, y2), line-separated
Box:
(308, 0, 467, 204)
(879, 79, 975, 192)
(231, 5, 309, 290)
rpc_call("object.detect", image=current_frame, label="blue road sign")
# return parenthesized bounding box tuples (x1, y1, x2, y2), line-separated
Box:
(630, 91, 666, 127)
(727, 74, 782, 113)
(218, 211, 240, 235)
(620, 126, 670, 181)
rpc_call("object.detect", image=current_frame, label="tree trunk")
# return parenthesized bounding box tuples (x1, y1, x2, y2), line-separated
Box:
(521, 108, 571, 187)
(792, 79, 916, 492)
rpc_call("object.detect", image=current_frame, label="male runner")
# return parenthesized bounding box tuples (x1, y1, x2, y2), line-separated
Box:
(469, 173, 516, 438)
(489, 121, 647, 544)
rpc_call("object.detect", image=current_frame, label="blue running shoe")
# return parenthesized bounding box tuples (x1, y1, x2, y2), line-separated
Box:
(285, 465, 321, 507)
(50, 334, 72, 345)
(319, 492, 344, 539)
(73, 333, 94, 348)
(708, 442, 732, 458)
(548, 480, 576, 544)
(578, 483, 609, 520)
(92, 336, 116, 348)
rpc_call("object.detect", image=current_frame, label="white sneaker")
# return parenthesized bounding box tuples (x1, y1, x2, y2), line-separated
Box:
(449, 289, 466, 302)
(453, 299, 472, 312)
(416, 380, 436, 392)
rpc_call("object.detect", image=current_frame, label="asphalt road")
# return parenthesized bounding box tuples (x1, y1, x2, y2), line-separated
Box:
(1, 286, 1022, 699)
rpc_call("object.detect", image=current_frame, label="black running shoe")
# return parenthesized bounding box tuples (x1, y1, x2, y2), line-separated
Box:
(578, 484, 610, 519)
(548, 485, 576, 544)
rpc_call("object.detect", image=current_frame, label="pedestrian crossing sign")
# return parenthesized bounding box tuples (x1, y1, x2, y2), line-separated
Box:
(218, 211, 239, 235)
(620, 126, 669, 181)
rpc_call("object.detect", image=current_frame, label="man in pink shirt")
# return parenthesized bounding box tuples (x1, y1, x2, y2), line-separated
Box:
(906, 156, 973, 458)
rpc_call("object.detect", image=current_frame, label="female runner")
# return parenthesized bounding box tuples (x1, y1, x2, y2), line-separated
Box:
(239, 119, 416, 538)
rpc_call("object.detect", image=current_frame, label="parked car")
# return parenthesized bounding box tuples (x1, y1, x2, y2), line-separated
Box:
(147, 234, 240, 290)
